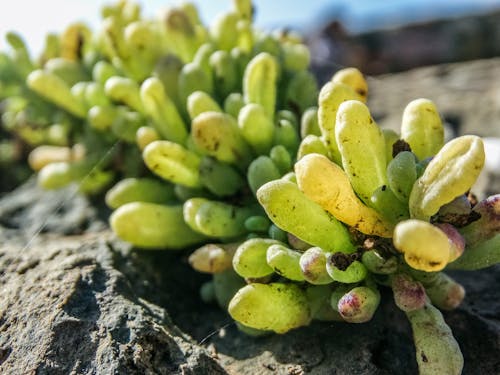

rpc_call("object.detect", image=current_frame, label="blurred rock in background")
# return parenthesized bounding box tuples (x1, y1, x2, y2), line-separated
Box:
(307, 9, 500, 80)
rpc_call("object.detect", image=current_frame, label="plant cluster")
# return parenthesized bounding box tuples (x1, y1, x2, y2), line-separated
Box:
(1, 1, 499, 374)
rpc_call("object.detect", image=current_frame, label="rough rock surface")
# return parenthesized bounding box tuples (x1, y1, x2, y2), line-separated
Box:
(1, 60, 500, 374)
(0, 182, 225, 374)
(0, 233, 228, 375)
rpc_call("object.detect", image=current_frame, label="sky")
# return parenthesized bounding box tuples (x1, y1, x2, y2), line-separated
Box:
(2, 0, 500, 56)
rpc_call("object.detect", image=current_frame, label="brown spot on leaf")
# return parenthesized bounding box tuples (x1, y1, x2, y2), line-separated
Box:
(420, 351, 428, 363)
(329, 252, 356, 271)
(392, 139, 412, 157)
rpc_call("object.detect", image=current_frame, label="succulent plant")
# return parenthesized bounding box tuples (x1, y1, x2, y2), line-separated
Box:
(1, 1, 499, 374)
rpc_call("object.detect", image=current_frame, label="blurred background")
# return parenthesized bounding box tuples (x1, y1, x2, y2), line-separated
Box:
(2, 0, 500, 77)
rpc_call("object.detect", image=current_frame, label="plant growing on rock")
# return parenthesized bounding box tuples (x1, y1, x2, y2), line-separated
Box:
(1, 1, 500, 374)
(189, 70, 500, 375)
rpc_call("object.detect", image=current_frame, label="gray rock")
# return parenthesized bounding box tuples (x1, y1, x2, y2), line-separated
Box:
(0, 177, 106, 237)
(0, 232, 226, 375)
(0, 179, 225, 374)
